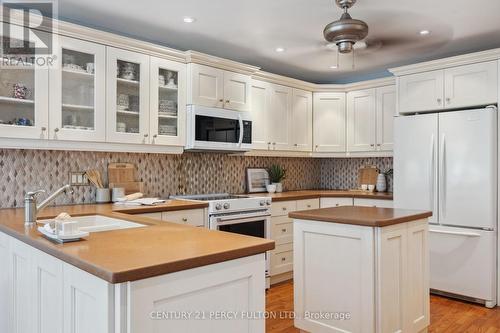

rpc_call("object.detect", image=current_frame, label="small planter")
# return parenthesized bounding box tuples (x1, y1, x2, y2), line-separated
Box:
(273, 182, 283, 193)
(268, 165, 286, 193)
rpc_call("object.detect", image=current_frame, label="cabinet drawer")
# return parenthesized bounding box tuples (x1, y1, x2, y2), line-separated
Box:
(161, 209, 206, 227)
(271, 216, 293, 245)
(271, 200, 297, 217)
(136, 212, 162, 220)
(353, 198, 393, 208)
(296, 199, 319, 211)
(271, 243, 293, 276)
(320, 197, 353, 208)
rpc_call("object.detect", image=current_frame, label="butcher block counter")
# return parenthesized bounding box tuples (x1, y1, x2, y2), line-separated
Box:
(291, 206, 432, 333)
(248, 189, 393, 202)
(0, 201, 273, 333)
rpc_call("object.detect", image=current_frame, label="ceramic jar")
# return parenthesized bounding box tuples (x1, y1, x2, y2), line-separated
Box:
(376, 173, 387, 192)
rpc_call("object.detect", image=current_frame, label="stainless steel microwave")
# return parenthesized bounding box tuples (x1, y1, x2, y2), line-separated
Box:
(185, 105, 253, 152)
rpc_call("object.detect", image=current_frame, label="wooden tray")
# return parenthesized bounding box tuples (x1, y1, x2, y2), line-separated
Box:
(108, 163, 136, 184)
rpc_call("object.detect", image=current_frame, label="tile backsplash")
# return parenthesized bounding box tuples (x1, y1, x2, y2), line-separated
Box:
(0, 149, 392, 208)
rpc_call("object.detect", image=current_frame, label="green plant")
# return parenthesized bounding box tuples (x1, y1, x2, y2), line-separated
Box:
(268, 164, 286, 183)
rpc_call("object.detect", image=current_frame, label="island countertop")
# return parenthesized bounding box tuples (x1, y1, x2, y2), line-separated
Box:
(289, 206, 432, 227)
(0, 200, 274, 283)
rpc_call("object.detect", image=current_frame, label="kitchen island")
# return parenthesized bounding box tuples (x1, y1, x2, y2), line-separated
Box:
(0, 201, 274, 333)
(289, 206, 432, 333)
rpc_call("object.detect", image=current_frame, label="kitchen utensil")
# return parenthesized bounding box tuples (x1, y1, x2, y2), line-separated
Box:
(86, 169, 104, 188)
(357, 166, 379, 188)
(111, 187, 125, 202)
(95, 188, 110, 203)
(108, 162, 136, 183)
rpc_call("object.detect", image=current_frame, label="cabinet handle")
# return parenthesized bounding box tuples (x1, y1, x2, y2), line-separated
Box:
(377, 143, 381, 146)
(370, 143, 375, 147)
(225, 100, 230, 103)
(281, 257, 286, 262)
(144, 134, 149, 138)
(182, 218, 188, 222)
(446, 97, 451, 103)
(54, 127, 59, 133)
(437, 98, 442, 104)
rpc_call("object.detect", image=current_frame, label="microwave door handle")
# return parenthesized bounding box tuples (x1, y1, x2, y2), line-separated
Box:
(238, 114, 244, 147)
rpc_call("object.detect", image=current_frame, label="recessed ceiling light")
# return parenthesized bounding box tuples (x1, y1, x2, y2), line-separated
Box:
(275, 47, 286, 53)
(183, 17, 196, 23)
(419, 29, 430, 36)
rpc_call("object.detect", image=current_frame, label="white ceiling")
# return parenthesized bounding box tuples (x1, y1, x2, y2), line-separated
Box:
(58, 0, 500, 83)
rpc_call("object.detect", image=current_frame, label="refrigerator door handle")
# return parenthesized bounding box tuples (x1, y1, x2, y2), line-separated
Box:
(440, 134, 446, 219)
(429, 134, 435, 212)
(429, 228, 481, 237)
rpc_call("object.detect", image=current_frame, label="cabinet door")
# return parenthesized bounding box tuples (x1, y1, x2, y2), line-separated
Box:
(0, 233, 8, 333)
(398, 70, 444, 114)
(347, 89, 376, 152)
(161, 209, 206, 227)
(319, 197, 353, 208)
(106, 47, 150, 144)
(269, 84, 293, 151)
(150, 57, 186, 146)
(444, 61, 498, 109)
(250, 80, 271, 150)
(354, 198, 393, 208)
(0, 24, 49, 139)
(313, 92, 346, 152)
(271, 243, 293, 275)
(223, 71, 251, 111)
(376, 85, 396, 151)
(291, 89, 312, 151)
(49, 36, 106, 141)
(189, 64, 224, 108)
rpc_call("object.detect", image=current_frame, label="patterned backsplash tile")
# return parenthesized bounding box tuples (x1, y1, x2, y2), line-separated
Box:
(0, 149, 392, 208)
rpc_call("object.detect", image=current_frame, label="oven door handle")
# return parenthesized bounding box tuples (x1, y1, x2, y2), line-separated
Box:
(215, 213, 271, 225)
(237, 114, 244, 147)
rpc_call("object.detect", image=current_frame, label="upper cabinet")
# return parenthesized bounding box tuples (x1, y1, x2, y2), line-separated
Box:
(0, 24, 49, 140)
(291, 89, 312, 151)
(313, 92, 346, 153)
(268, 84, 293, 151)
(106, 47, 150, 144)
(149, 57, 186, 146)
(250, 80, 271, 150)
(188, 64, 251, 111)
(398, 61, 498, 114)
(49, 35, 106, 142)
(346, 86, 395, 153)
(347, 89, 376, 152)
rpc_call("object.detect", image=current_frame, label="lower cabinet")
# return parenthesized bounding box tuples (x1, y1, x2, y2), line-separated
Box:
(320, 197, 354, 207)
(354, 198, 393, 208)
(135, 208, 207, 227)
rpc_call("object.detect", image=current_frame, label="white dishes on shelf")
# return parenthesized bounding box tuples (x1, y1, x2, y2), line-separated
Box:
(159, 124, 177, 136)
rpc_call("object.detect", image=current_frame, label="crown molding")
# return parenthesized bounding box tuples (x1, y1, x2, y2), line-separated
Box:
(185, 50, 260, 76)
(389, 48, 500, 76)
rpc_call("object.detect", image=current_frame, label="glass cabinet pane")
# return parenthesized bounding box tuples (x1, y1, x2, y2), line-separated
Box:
(61, 49, 95, 130)
(157, 68, 178, 137)
(116, 59, 141, 134)
(0, 37, 36, 127)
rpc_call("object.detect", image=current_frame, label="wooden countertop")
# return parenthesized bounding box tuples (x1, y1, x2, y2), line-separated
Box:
(248, 190, 393, 201)
(289, 206, 432, 227)
(0, 200, 274, 283)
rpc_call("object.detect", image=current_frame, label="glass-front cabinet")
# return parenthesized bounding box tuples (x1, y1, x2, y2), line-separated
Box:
(106, 47, 150, 144)
(0, 24, 49, 139)
(149, 57, 186, 146)
(49, 36, 105, 141)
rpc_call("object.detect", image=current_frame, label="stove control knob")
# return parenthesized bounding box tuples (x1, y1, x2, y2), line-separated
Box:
(223, 202, 230, 210)
(266, 200, 272, 206)
(259, 200, 265, 206)
(215, 203, 222, 210)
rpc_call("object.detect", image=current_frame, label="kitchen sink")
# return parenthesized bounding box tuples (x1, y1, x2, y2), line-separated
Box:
(38, 215, 146, 233)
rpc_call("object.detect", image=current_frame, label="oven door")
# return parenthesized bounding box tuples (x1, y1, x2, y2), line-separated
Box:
(186, 105, 252, 151)
(209, 211, 271, 275)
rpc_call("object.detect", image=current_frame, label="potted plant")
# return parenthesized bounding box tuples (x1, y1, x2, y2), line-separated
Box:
(268, 164, 286, 193)
(376, 168, 393, 192)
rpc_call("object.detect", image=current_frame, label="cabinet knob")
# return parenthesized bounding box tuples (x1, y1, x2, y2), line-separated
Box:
(307, 204, 311, 208)
(437, 98, 442, 104)
(281, 228, 287, 232)
(446, 97, 451, 103)
(153, 134, 158, 138)
(144, 134, 149, 138)
(182, 217, 188, 222)
(41, 127, 46, 132)
(294, 143, 298, 147)
(267, 142, 271, 145)
(281, 257, 286, 262)
(370, 143, 375, 147)
(54, 128, 59, 133)
(273, 142, 276, 145)
(225, 100, 230, 103)
(282, 207, 287, 211)
(377, 143, 381, 146)
(219, 99, 224, 103)
(335, 204, 340, 207)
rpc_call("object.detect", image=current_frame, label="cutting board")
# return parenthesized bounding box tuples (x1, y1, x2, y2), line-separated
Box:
(357, 166, 379, 187)
(108, 163, 136, 183)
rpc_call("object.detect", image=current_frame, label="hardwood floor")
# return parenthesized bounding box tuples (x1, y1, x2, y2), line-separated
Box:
(266, 280, 500, 333)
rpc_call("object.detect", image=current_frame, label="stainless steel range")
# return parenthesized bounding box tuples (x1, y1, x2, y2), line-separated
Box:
(171, 193, 272, 286)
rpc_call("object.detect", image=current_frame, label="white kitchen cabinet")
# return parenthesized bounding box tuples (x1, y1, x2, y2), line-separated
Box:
(149, 56, 186, 146)
(161, 208, 206, 227)
(398, 70, 444, 114)
(223, 71, 251, 111)
(376, 85, 396, 151)
(270, 243, 293, 276)
(267, 84, 293, 151)
(106, 47, 150, 144)
(313, 92, 346, 153)
(250, 80, 271, 150)
(444, 61, 498, 109)
(0, 233, 8, 333)
(0, 24, 49, 140)
(271, 216, 294, 245)
(354, 198, 393, 208)
(188, 64, 251, 111)
(296, 198, 319, 211)
(49, 35, 106, 142)
(347, 88, 377, 152)
(291, 89, 313, 151)
(320, 197, 354, 208)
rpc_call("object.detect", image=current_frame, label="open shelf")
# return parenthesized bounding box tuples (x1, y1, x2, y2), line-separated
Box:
(0, 96, 35, 105)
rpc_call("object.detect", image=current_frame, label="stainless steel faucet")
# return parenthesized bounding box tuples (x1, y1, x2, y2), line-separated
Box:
(24, 184, 73, 225)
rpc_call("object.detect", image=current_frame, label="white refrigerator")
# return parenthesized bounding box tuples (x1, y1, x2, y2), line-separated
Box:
(394, 107, 497, 308)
